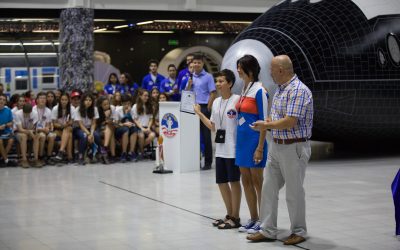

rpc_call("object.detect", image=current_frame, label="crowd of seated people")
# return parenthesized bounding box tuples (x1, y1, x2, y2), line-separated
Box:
(0, 57, 192, 168)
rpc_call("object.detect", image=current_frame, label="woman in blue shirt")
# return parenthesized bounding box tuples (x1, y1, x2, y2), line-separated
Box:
(120, 72, 139, 96)
(104, 73, 121, 96)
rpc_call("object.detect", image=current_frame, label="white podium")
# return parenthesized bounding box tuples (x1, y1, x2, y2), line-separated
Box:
(159, 102, 200, 173)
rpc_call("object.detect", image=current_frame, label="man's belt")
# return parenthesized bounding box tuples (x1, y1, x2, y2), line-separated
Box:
(273, 138, 307, 145)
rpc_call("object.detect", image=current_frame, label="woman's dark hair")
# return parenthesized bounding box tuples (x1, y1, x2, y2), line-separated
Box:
(136, 89, 152, 115)
(46, 91, 58, 109)
(112, 90, 122, 106)
(24, 90, 32, 99)
(121, 94, 132, 104)
(9, 94, 20, 108)
(214, 69, 236, 89)
(108, 73, 120, 85)
(158, 92, 169, 101)
(150, 88, 160, 99)
(96, 95, 110, 126)
(79, 93, 95, 119)
(131, 88, 140, 105)
(237, 54, 260, 82)
(57, 92, 71, 119)
(121, 72, 133, 85)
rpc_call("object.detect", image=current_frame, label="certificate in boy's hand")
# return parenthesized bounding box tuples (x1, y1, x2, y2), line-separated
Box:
(180, 90, 196, 114)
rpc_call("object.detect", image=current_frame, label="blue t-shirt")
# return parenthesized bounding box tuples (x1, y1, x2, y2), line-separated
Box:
(141, 73, 165, 91)
(191, 69, 216, 104)
(179, 74, 192, 92)
(160, 78, 180, 101)
(127, 83, 139, 95)
(113, 83, 138, 95)
(0, 106, 13, 135)
(104, 83, 121, 95)
(176, 68, 190, 90)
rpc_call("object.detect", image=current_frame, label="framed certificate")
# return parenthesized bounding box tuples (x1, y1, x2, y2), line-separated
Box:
(180, 90, 196, 114)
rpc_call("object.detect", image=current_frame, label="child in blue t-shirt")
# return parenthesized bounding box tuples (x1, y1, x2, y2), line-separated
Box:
(0, 94, 17, 166)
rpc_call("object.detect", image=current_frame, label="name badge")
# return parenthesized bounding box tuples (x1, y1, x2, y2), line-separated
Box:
(238, 117, 245, 126)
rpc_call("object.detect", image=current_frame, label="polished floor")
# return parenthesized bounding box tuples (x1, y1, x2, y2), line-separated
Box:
(0, 154, 399, 250)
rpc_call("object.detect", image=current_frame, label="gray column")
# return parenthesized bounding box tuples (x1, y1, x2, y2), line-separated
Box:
(59, 8, 94, 92)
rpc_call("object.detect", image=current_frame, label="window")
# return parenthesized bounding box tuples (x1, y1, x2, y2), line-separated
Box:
(42, 73, 54, 84)
(15, 79, 28, 90)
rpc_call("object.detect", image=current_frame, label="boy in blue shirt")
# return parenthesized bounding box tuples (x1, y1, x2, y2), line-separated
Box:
(141, 59, 165, 91)
(176, 54, 194, 91)
(160, 64, 180, 101)
(0, 94, 17, 167)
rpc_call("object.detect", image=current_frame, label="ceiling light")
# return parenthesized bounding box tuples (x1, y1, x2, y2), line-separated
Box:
(23, 42, 58, 46)
(220, 21, 252, 24)
(94, 30, 121, 33)
(143, 31, 174, 34)
(0, 53, 25, 56)
(114, 25, 129, 29)
(6, 18, 57, 22)
(154, 20, 191, 23)
(0, 52, 58, 56)
(0, 42, 21, 46)
(194, 31, 224, 34)
(137, 21, 154, 26)
(94, 19, 126, 22)
(32, 30, 59, 33)
(27, 52, 57, 56)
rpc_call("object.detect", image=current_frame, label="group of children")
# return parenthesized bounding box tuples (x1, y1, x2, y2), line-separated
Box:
(0, 60, 181, 168)
(0, 55, 197, 168)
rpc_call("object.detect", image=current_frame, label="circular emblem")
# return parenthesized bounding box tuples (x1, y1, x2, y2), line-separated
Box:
(227, 109, 237, 119)
(161, 113, 179, 138)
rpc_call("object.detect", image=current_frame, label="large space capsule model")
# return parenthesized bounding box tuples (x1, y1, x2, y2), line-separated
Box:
(222, 0, 400, 142)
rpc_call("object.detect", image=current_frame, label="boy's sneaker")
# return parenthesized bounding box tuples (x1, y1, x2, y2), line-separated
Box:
(6, 159, 18, 167)
(33, 160, 43, 168)
(247, 220, 261, 234)
(78, 155, 85, 165)
(120, 152, 127, 163)
(135, 153, 143, 162)
(45, 156, 56, 166)
(108, 156, 116, 164)
(55, 151, 65, 162)
(238, 219, 257, 233)
(126, 152, 131, 162)
(21, 160, 30, 168)
(128, 152, 137, 162)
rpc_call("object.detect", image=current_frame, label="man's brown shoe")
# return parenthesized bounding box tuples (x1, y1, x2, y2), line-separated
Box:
(21, 160, 30, 168)
(33, 160, 43, 168)
(246, 232, 276, 242)
(283, 234, 306, 245)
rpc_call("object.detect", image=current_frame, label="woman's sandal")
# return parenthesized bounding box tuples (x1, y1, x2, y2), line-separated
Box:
(218, 217, 241, 229)
(212, 215, 230, 227)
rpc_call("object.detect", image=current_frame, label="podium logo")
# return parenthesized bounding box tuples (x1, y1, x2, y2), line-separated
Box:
(161, 113, 179, 138)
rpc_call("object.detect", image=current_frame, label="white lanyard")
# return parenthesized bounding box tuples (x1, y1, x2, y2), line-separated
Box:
(218, 95, 232, 128)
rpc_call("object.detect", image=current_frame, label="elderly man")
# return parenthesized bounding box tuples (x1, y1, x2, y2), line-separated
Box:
(247, 55, 313, 245)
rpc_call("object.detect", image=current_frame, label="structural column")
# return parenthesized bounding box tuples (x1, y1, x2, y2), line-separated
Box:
(59, 7, 94, 92)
